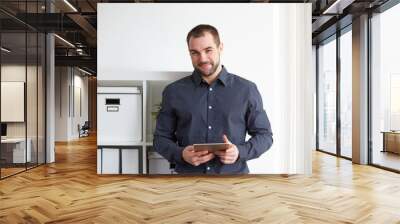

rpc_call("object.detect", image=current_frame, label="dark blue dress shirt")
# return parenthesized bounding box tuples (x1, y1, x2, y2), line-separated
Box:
(153, 66, 273, 174)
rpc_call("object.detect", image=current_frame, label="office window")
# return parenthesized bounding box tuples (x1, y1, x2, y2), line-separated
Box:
(371, 3, 400, 171)
(340, 29, 352, 158)
(1, 31, 28, 178)
(318, 37, 337, 155)
(0, 1, 47, 179)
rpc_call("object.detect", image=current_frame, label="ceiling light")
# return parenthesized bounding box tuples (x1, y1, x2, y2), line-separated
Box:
(63, 0, 78, 12)
(78, 67, 92, 76)
(1, 47, 11, 53)
(322, 0, 354, 15)
(54, 34, 75, 48)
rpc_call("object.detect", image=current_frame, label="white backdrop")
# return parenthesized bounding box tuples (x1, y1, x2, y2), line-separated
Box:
(98, 3, 313, 174)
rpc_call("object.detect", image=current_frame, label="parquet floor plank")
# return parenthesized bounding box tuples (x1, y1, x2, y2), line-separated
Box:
(0, 135, 399, 223)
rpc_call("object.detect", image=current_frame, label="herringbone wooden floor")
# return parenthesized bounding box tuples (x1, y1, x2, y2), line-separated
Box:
(1, 135, 400, 224)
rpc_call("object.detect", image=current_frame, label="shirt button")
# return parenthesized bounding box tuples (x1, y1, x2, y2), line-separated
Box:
(208, 125, 212, 130)
(207, 166, 211, 170)
(209, 88, 213, 91)
(208, 105, 212, 109)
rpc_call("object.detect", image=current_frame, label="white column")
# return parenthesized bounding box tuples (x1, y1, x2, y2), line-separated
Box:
(46, 1, 56, 163)
(46, 33, 55, 163)
(352, 14, 369, 164)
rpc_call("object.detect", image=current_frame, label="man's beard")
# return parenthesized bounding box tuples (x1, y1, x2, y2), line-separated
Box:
(194, 59, 220, 77)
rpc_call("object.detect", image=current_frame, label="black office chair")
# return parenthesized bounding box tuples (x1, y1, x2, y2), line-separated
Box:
(79, 121, 90, 138)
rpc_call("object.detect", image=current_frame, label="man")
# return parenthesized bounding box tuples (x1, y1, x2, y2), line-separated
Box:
(153, 24, 273, 174)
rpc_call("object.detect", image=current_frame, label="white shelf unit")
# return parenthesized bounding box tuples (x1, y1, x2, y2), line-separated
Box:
(97, 72, 190, 174)
(97, 81, 144, 174)
(145, 80, 174, 174)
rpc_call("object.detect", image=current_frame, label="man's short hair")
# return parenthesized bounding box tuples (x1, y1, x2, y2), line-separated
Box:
(186, 24, 221, 47)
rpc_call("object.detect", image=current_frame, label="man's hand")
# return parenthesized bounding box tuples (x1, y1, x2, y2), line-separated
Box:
(182, 145, 215, 166)
(214, 135, 239, 164)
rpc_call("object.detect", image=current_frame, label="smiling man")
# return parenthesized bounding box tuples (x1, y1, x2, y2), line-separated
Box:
(153, 24, 273, 174)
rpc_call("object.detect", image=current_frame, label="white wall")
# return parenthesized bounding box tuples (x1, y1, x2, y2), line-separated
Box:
(1, 65, 27, 143)
(55, 67, 89, 141)
(375, 6, 400, 130)
(1, 64, 46, 164)
(72, 73, 89, 138)
(1, 65, 40, 137)
(55, 67, 69, 141)
(98, 3, 313, 174)
(371, 4, 400, 152)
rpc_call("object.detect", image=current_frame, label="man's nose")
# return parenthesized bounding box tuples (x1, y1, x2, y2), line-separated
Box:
(199, 52, 208, 62)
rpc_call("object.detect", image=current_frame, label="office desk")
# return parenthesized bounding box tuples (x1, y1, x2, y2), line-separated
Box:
(1, 138, 32, 163)
(382, 131, 400, 154)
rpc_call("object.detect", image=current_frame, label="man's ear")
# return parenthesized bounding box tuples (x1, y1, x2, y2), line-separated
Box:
(219, 42, 224, 52)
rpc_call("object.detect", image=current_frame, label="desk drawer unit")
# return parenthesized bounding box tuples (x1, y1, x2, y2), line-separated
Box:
(383, 132, 400, 154)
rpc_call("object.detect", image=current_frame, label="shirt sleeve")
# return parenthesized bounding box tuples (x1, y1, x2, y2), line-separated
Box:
(153, 86, 185, 164)
(236, 82, 273, 162)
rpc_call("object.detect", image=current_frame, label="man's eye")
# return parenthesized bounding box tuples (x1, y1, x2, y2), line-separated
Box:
(206, 49, 212, 53)
(191, 52, 199, 56)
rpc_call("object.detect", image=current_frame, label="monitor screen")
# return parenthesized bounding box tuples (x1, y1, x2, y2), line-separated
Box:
(1, 123, 7, 137)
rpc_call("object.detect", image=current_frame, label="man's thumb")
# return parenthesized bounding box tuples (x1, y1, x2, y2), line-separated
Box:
(223, 134, 231, 144)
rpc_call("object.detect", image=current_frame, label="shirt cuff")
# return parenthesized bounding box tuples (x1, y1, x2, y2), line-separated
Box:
(236, 143, 249, 162)
(173, 146, 185, 164)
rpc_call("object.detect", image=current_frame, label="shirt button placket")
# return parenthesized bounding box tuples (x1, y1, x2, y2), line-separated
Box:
(206, 166, 211, 173)
(206, 85, 215, 174)
(207, 86, 213, 136)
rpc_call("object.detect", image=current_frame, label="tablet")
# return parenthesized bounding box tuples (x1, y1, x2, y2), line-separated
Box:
(193, 143, 231, 152)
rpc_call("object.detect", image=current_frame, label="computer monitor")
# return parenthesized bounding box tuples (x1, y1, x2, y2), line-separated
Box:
(1, 123, 7, 137)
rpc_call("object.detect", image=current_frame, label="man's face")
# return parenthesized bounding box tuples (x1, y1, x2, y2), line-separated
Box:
(188, 32, 223, 77)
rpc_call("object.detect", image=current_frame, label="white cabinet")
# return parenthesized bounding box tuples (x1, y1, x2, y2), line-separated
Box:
(97, 87, 142, 144)
(97, 146, 143, 174)
(12, 139, 31, 163)
(97, 74, 189, 175)
(98, 148, 119, 174)
(122, 149, 139, 174)
(1, 138, 32, 163)
(97, 86, 143, 174)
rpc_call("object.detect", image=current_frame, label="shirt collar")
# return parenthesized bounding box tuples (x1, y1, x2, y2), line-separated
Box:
(192, 65, 229, 87)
